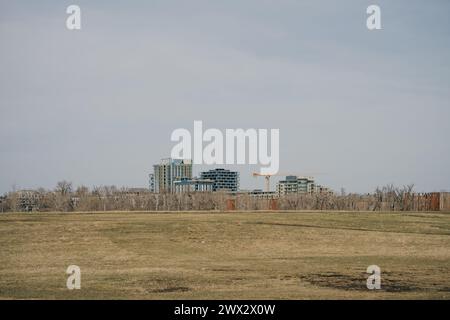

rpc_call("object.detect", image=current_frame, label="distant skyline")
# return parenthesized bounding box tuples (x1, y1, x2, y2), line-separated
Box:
(1, 0, 449, 194)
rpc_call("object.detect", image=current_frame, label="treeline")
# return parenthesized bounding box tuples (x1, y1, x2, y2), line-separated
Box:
(0, 181, 444, 212)
(278, 184, 440, 211)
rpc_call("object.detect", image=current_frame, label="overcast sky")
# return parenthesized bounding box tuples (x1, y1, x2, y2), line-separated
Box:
(1, 0, 449, 194)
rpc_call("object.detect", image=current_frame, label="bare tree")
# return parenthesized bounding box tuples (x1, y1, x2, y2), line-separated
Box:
(55, 181, 73, 195)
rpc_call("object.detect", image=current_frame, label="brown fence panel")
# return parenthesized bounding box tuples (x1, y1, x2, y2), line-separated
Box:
(441, 192, 450, 211)
(430, 193, 440, 211)
(269, 199, 279, 210)
(226, 199, 236, 211)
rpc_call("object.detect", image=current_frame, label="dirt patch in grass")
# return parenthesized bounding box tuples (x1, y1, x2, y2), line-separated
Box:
(298, 272, 447, 293)
(150, 286, 191, 293)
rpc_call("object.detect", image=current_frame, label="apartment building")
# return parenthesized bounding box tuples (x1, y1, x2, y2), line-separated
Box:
(200, 168, 239, 192)
(152, 158, 192, 193)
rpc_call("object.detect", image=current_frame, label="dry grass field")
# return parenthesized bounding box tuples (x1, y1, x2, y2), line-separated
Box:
(0, 211, 449, 299)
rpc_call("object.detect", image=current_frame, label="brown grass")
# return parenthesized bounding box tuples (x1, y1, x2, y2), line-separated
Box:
(0, 211, 449, 299)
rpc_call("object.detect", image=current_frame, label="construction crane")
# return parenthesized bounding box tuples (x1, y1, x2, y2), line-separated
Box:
(252, 172, 323, 192)
(252, 173, 273, 193)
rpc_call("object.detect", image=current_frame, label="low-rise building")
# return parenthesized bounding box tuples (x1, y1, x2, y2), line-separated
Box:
(16, 190, 42, 212)
(245, 189, 278, 199)
(315, 185, 334, 195)
(277, 176, 315, 196)
(173, 178, 214, 193)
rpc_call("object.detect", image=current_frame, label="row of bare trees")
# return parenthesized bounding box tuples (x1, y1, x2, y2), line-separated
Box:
(0, 182, 442, 213)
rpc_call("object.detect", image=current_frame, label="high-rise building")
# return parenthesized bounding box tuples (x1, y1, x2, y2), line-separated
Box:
(200, 168, 239, 192)
(153, 158, 192, 193)
(277, 176, 315, 196)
